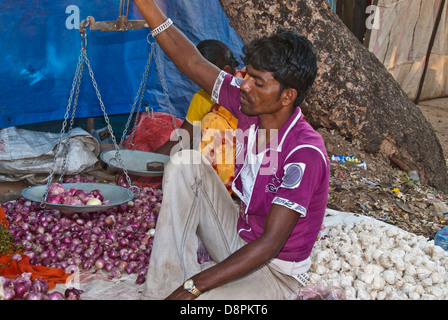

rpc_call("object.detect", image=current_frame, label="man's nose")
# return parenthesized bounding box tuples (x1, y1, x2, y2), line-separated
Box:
(240, 78, 251, 93)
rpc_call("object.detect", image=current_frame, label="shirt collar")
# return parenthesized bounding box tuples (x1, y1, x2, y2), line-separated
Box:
(266, 107, 303, 152)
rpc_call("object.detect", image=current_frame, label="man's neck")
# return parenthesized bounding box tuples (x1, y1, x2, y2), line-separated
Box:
(258, 106, 295, 141)
(256, 106, 295, 152)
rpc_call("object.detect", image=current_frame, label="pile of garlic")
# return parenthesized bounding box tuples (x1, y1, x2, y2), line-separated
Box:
(308, 220, 448, 300)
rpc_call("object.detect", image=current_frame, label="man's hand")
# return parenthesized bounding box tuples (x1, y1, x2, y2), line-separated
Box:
(165, 285, 197, 300)
(162, 204, 301, 299)
(132, 0, 221, 95)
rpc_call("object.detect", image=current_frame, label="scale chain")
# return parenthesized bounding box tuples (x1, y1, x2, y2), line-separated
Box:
(42, 46, 86, 203)
(59, 50, 84, 181)
(151, 43, 182, 145)
(81, 46, 135, 193)
(119, 41, 153, 149)
(120, 40, 182, 149)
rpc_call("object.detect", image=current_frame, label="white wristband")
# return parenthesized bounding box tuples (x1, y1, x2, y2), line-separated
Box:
(151, 18, 173, 37)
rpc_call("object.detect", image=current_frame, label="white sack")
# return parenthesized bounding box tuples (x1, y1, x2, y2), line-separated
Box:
(0, 126, 100, 183)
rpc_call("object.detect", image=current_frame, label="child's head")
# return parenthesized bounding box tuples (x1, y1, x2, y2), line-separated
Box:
(197, 40, 240, 75)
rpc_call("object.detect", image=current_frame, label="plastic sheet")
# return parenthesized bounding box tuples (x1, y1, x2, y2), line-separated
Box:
(52, 270, 146, 300)
(297, 283, 346, 300)
(0, 0, 244, 128)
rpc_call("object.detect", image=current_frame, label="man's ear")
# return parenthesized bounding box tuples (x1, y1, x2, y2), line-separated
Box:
(223, 65, 232, 74)
(281, 88, 298, 106)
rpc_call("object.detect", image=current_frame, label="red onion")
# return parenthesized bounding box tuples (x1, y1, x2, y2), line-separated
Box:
(90, 189, 104, 202)
(56, 250, 66, 261)
(42, 234, 53, 243)
(83, 259, 94, 270)
(51, 224, 61, 233)
(64, 287, 83, 300)
(14, 281, 31, 300)
(30, 278, 49, 293)
(106, 229, 116, 239)
(125, 262, 136, 274)
(74, 189, 92, 204)
(104, 215, 115, 226)
(48, 183, 65, 196)
(117, 261, 128, 272)
(119, 238, 129, 247)
(3, 287, 16, 300)
(95, 258, 105, 269)
(105, 262, 114, 272)
(110, 267, 121, 279)
(91, 226, 101, 235)
(117, 203, 127, 213)
(62, 196, 83, 205)
(11, 253, 22, 261)
(24, 292, 44, 300)
(136, 273, 146, 284)
(41, 258, 51, 267)
(48, 291, 65, 300)
(67, 187, 78, 196)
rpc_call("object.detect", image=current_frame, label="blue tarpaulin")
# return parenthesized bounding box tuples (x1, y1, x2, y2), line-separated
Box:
(0, 0, 244, 129)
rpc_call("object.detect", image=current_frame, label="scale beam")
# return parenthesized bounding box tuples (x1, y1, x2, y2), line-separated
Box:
(79, 16, 148, 33)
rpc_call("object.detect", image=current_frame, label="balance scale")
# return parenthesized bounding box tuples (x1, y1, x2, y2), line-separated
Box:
(21, 0, 178, 212)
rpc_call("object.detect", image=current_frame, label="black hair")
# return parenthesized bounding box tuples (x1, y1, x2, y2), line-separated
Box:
(242, 30, 318, 106)
(197, 39, 240, 72)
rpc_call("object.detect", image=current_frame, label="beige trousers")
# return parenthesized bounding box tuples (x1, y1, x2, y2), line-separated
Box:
(141, 150, 301, 300)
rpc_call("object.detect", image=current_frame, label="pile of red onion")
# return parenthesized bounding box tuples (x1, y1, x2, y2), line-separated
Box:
(45, 183, 110, 206)
(1, 273, 82, 300)
(1, 180, 162, 298)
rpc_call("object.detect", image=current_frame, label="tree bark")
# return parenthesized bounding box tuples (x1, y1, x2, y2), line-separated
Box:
(218, 0, 448, 192)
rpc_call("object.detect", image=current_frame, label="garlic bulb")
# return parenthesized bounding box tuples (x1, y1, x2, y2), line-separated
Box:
(383, 270, 397, 285)
(349, 254, 362, 267)
(371, 275, 385, 291)
(308, 219, 448, 300)
(378, 253, 394, 268)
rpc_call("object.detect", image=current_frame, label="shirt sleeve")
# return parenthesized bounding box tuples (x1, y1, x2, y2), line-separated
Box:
(272, 146, 328, 217)
(185, 90, 215, 125)
(211, 71, 244, 120)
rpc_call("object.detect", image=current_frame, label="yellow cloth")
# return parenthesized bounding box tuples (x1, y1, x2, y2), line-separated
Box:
(186, 70, 246, 124)
(185, 89, 215, 125)
(199, 105, 238, 193)
(185, 69, 247, 192)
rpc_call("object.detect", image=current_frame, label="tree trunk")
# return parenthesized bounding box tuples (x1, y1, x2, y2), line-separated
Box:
(218, 0, 448, 192)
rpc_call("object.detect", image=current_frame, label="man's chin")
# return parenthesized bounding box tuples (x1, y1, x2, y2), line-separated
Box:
(240, 104, 256, 116)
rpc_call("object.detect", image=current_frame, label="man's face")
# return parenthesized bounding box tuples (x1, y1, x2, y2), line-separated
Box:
(239, 65, 284, 117)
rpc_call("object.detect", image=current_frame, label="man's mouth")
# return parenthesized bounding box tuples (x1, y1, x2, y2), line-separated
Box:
(240, 93, 250, 105)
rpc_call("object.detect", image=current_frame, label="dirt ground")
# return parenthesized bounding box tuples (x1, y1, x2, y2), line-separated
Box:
(1, 98, 447, 240)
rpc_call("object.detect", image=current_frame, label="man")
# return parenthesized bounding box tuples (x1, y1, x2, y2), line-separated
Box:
(133, 0, 330, 300)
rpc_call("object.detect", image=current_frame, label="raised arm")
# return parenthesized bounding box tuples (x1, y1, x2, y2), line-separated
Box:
(133, 0, 221, 94)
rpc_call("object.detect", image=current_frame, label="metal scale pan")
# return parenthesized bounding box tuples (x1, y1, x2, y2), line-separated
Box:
(21, 183, 134, 213)
(100, 149, 170, 177)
